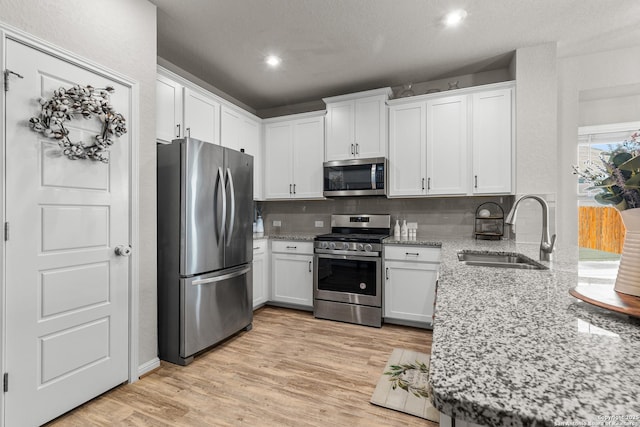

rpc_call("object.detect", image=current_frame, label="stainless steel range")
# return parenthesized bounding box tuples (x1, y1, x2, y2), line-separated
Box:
(313, 214, 391, 327)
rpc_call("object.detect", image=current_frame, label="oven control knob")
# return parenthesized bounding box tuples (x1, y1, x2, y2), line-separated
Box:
(329, 242, 336, 250)
(364, 244, 373, 252)
(342, 242, 350, 250)
(357, 243, 364, 251)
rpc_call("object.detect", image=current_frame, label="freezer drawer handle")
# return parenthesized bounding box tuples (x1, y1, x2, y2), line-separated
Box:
(191, 265, 251, 285)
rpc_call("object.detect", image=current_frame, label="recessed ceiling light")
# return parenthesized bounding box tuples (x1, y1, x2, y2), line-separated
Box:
(265, 55, 282, 68)
(444, 9, 467, 27)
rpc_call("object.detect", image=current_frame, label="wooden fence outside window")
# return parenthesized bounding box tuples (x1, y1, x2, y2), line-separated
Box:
(578, 206, 625, 254)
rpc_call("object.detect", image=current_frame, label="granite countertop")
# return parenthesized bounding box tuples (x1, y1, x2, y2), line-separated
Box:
(428, 237, 640, 426)
(383, 236, 442, 247)
(254, 233, 317, 241)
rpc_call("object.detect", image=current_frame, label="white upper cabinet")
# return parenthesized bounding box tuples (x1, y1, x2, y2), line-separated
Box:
(471, 88, 513, 194)
(323, 88, 392, 161)
(264, 112, 324, 200)
(388, 82, 514, 197)
(157, 67, 266, 200)
(221, 105, 263, 199)
(220, 105, 243, 152)
(156, 74, 183, 144)
(426, 95, 468, 195)
(264, 121, 293, 199)
(183, 87, 220, 144)
(389, 101, 426, 196)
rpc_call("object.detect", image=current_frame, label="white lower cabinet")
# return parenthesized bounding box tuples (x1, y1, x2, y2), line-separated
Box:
(270, 241, 314, 310)
(383, 245, 441, 327)
(252, 240, 269, 308)
(439, 413, 486, 427)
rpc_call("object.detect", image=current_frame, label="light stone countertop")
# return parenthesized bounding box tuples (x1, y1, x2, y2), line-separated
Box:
(426, 237, 640, 426)
(254, 233, 317, 241)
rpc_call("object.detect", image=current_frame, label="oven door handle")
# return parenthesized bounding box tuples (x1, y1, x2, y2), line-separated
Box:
(314, 252, 382, 262)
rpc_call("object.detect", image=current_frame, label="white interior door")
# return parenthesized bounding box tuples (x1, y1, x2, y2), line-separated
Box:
(3, 39, 131, 426)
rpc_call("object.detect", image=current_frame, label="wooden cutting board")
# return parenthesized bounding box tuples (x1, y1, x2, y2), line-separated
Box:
(570, 284, 640, 318)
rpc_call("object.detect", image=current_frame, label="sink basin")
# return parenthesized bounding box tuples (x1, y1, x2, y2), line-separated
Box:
(457, 251, 548, 270)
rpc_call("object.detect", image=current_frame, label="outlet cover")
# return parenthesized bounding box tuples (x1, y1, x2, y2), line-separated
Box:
(273, 220, 282, 227)
(315, 221, 324, 228)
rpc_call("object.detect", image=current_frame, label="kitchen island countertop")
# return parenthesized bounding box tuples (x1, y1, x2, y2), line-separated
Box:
(428, 237, 640, 426)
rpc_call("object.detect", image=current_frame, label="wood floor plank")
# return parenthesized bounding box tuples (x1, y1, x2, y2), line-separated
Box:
(47, 306, 436, 426)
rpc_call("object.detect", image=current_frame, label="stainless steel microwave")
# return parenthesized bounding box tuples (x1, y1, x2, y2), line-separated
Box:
(323, 157, 387, 197)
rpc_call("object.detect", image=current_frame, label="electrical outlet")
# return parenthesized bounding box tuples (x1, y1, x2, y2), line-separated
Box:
(273, 220, 282, 227)
(315, 221, 324, 228)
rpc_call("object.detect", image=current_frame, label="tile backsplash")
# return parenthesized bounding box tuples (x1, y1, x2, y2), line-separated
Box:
(257, 196, 514, 239)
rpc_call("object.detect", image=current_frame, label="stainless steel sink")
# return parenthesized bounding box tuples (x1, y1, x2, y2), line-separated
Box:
(457, 251, 548, 270)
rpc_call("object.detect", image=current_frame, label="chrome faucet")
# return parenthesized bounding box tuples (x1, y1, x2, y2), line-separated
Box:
(505, 195, 556, 261)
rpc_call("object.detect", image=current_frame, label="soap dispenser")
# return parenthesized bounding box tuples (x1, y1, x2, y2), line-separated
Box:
(401, 220, 408, 238)
(394, 220, 401, 238)
(256, 215, 264, 235)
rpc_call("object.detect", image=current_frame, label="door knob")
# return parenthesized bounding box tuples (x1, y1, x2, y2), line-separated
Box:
(115, 245, 132, 257)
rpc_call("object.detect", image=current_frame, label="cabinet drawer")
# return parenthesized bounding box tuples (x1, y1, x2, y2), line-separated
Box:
(253, 239, 267, 254)
(384, 245, 441, 262)
(271, 240, 314, 255)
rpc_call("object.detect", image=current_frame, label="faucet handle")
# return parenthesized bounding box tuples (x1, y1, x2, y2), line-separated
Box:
(546, 234, 557, 253)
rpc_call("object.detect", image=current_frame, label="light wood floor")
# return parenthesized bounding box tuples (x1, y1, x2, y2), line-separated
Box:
(48, 306, 436, 426)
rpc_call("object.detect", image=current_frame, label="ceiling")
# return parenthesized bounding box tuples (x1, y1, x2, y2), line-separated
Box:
(150, 0, 640, 112)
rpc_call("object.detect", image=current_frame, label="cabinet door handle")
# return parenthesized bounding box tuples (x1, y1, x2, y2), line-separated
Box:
(351, 144, 355, 155)
(289, 184, 292, 194)
(475, 175, 478, 188)
(427, 177, 431, 190)
(253, 247, 260, 250)
(308, 261, 312, 272)
(422, 178, 425, 190)
(176, 124, 181, 138)
(406, 252, 420, 257)
(293, 183, 296, 194)
(186, 127, 191, 138)
(286, 246, 297, 249)
(385, 267, 389, 280)
(355, 143, 359, 155)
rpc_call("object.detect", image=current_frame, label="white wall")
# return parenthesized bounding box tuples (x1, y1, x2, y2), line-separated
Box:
(558, 45, 640, 246)
(579, 93, 640, 126)
(0, 0, 158, 370)
(513, 43, 558, 244)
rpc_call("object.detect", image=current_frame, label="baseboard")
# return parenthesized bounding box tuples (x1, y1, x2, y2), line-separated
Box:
(138, 357, 161, 378)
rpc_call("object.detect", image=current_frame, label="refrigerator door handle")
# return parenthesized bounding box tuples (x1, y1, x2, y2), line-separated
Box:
(217, 166, 227, 243)
(191, 265, 251, 285)
(225, 167, 236, 246)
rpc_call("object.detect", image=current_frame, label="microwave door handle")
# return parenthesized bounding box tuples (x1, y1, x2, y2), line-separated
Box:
(225, 167, 236, 246)
(217, 167, 227, 243)
(371, 164, 376, 190)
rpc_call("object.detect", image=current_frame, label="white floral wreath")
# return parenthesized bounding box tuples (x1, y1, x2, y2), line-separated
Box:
(29, 85, 127, 163)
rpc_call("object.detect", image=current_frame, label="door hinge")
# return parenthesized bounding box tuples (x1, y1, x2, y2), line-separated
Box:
(4, 222, 9, 241)
(3, 373, 8, 392)
(3, 69, 24, 91)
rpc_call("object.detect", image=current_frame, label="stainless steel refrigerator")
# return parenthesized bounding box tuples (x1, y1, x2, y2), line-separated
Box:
(157, 138, 253, 365)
